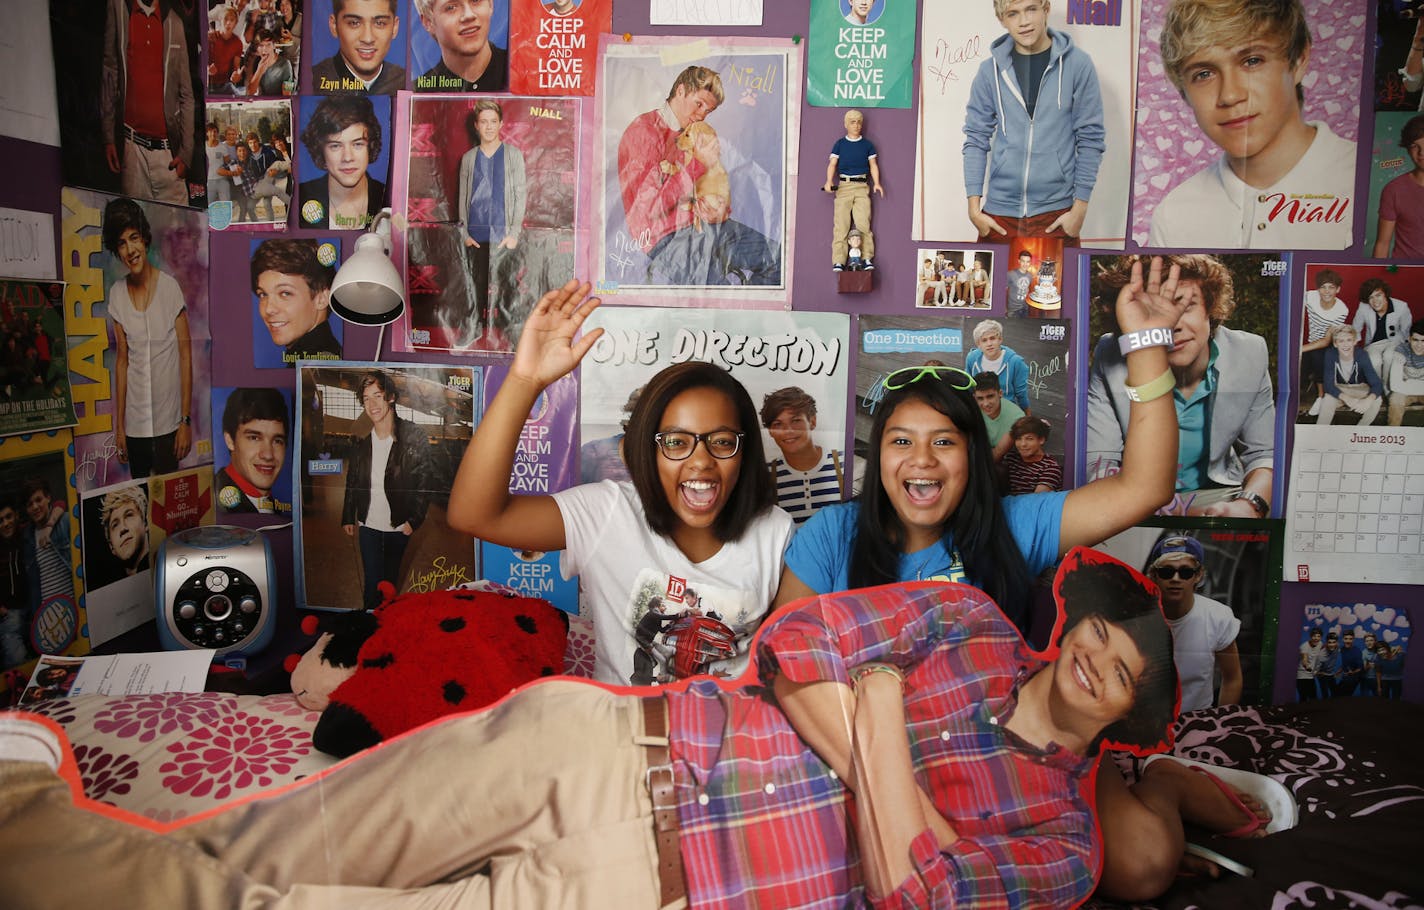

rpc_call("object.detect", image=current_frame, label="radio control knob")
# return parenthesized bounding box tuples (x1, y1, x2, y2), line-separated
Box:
(239, 597, 258, 614)
(178, 601, 198, 620)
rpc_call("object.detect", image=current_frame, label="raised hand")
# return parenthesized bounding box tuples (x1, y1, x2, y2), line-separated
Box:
(508, 279, 603, 390)
(1115, 255, 1186, 336)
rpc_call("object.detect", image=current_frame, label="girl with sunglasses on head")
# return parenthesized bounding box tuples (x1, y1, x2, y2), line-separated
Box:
(773, 258, 1272, 901)
(449, 281, 793, 687)
(775, 256, 1188, 628)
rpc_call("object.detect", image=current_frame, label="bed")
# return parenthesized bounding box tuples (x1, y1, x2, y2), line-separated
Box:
(1092, 697, 1424, 910)
(11, 640, 1424, 907)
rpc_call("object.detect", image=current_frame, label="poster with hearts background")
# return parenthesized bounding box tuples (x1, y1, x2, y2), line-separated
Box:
(1130, 0, 1365, 247)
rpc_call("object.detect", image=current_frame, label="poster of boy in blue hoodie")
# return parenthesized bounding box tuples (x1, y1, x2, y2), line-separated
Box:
(962, 0, 1105, 244)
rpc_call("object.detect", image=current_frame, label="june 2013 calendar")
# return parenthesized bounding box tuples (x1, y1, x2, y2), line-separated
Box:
(1286, 425, 1424, 584)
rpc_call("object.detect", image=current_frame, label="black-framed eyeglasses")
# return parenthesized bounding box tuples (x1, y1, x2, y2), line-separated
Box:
(653, 431, 744, 460)
(1153, 564, 1201, 580)
(883, 366, 978, 392)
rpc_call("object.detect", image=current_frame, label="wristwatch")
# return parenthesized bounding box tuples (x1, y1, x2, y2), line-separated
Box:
(1230, 490, 1269, 518)
(180, 415, 192, 426)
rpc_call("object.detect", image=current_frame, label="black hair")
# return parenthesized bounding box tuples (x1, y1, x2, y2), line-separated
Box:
(972, 371, 1001, 393)
(1055, 550, 1178, 753)
(101, 198, 152, 255)
(850, 379, 1033, 629)
(223, 388, 291, 438)
(622, 361, 776, 541)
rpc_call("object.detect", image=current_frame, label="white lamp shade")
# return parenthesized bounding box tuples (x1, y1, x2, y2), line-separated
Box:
(331, 231, 405, 326)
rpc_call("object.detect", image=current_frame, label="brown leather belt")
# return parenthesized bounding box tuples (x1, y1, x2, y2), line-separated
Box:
(641, 695, 686, 907)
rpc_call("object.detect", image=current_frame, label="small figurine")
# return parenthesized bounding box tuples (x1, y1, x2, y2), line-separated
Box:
(824, 109, 882, 272)
(846, 229, 864, 270)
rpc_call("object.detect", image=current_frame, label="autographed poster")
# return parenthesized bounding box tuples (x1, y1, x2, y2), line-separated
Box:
(296, 362, 480, 611)
(594, 35, 802, 308)
(0, 279, 77, 437)
(806, 0, 915, 108)
(0, 435, 85, 678)
(1096, 518, 1284, 708)
(60, 188, 215, 496)
(581, 306, 851, 522)
(912, 0, 1134, 246)
(395, 95, 585, 353)
(1130, 0, 1363, 249)
(507, 0, 611, 96)
(1082, 252, 1287, 518)
(858, 313, 1073, 494)
(80, 468, 212, 647)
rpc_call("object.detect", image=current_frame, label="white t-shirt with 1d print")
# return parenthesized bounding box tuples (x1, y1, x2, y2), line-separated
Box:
(554, 479, 793, 686)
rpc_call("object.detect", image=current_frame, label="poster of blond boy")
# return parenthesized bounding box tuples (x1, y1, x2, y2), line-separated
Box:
(1132, 0, 1363, 249)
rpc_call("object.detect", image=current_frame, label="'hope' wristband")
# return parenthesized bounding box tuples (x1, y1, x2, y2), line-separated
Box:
(1118, 326, 1175, 357)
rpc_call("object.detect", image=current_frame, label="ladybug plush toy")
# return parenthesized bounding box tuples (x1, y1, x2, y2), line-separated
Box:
(288, 582, 568, 757)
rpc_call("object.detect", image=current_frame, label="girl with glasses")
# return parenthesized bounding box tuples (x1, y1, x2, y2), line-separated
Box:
(449, 281, 793, 686)
(774, 258, 1267, 901)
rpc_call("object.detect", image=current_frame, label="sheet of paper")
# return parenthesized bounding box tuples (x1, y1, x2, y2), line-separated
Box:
(648, 0, 762, 26)
(0, 208, 57, 280)
(24, 650, 215, 701)
(0, 0, 61, 146)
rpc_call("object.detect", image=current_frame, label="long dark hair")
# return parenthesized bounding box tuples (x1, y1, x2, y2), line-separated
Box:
(850, 379, 1033, 629)
(622, 361, 777, 541)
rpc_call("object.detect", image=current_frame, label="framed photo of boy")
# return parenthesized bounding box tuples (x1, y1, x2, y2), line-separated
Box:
(593, 35, 802, 308)
(295, 362, 480, 611)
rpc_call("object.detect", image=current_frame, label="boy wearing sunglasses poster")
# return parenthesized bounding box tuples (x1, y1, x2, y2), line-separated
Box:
(1145, 535, 1241, 711)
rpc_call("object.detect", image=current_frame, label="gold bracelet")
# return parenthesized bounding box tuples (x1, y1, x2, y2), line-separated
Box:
(1124, 367, 1175, 403)
(850, 662, 905, 692)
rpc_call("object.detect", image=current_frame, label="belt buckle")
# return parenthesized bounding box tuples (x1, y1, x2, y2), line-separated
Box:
(645, 761, 675, 797)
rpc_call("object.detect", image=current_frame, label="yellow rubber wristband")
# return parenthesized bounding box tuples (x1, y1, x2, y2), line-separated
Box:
(1125, 367, 1175, 403)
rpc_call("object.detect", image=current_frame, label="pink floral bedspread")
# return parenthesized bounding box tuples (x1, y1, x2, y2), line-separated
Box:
(19, 692, 340, 821)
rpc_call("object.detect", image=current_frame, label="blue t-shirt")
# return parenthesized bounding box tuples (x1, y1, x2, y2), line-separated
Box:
(830, 136, 877, 178)
(467, 145, 506, 245)
(783, 493, 1069, 595)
